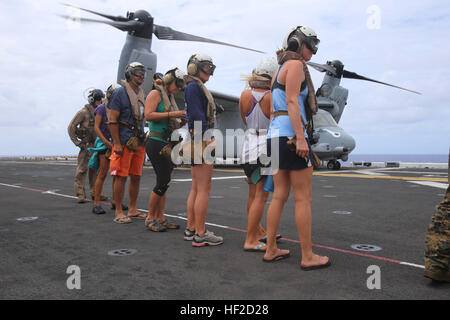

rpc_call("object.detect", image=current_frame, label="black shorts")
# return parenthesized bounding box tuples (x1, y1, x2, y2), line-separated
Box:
(267, 136, 312, 171)
(145, 138, 173, 188)
(242, 159, 267, 184)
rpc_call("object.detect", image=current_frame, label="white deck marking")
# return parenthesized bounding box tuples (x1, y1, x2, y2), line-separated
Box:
(407, 181, 448, 189)
(173, 175, 246, 182)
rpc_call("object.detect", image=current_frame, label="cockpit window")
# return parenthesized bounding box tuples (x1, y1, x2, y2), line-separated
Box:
(313, 111, 338, 127)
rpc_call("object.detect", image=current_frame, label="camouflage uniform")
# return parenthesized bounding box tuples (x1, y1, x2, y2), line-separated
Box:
(68, 104, 97, 201)
(424, 155, 450, 282)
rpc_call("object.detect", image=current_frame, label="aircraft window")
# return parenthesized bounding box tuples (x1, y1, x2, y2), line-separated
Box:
(313, 112, 338, 127)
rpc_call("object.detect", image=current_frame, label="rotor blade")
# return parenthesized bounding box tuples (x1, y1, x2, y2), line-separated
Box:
(306, 62, 337, 76)
(58, 14, 143, 32)
(343, 70, 421, 95)
(153, 24, 265, 53)
(61, 3, 129, 22)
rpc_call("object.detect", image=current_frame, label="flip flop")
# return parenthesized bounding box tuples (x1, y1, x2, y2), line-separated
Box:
(113, 216, 132, 224)
(244, 243, 267, 252)
(300, 256, 331, 271)
(263, 250, 290, 262)
(259, 234, 282, 243)
(128, 213, 147, 219)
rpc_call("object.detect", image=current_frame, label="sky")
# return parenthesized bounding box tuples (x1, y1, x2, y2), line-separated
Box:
(0, 0, 449, 156)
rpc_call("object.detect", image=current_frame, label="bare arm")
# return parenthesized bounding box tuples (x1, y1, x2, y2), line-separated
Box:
(108, 109, 123, 155)
(238, 90, 249, 126)
(94, 114, 113, 149)
(284, 60, 308, 158)
(145, 90, 185, 122)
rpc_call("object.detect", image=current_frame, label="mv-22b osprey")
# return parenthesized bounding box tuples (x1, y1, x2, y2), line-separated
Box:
(60, 4, 420, 170)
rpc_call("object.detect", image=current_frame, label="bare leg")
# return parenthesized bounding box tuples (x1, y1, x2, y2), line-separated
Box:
(186, 167, 197, 231)
(244, 179, 269, 250)
(94, 156, 109, 206)
(128, 174, 140, 216)
(113, 176, 128, 219)
(147, 191, 160, 221)
(290, 167, 329, 267)
(264, 170, 291, 260)
(192, 163, 213, 236)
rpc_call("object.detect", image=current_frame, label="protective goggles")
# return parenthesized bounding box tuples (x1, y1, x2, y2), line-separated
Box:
(295, 31, 320, 54)
(199, 61, 216, 75)
(131, 69, 146, 78)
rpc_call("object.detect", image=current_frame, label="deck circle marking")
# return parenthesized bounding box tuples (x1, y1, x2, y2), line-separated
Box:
(351, 244, 382, 252)
(108, 249, 137, 257)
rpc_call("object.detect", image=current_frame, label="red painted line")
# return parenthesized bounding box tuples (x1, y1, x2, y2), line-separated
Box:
(226, 227, 403, 265)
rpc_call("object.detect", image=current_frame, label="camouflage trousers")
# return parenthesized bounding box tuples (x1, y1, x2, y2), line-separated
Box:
(74, 147, 97, 198)
(424, 186, 450, 282)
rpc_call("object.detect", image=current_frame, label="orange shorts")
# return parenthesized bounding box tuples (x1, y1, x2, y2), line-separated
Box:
(110, 145, 146, 177)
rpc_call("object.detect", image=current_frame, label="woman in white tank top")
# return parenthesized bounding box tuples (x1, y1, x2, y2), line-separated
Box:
(239, 58, 279, 252)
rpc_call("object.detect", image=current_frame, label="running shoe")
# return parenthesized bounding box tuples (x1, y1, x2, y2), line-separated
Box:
(192, 230, 223, 247)
(184, 228, 195, 241)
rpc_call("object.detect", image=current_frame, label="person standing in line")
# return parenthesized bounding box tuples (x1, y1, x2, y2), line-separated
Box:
(90, 84, 122, 214)
(239, 58, 278, 252)
(184, 53, 223, 246)
(108, 62, 148, 224)
(144, 68, 186, 232)
(68, 89, 105, 203)
(263, 26, 331, 270)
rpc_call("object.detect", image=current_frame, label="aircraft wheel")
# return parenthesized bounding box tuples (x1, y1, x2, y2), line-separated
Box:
(333, 161, 341, 170)
(327, 161, 336, 170)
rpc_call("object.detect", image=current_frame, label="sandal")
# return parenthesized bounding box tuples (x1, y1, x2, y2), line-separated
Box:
(259, 234, 282, 243)
(146, 219, 167, 232)
(162, 219, 180, 230)
(128, 212, 147, 219)
(113, 216, 132, 224)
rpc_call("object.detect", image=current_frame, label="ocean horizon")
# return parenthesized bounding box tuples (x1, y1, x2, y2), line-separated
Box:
(0, 153, 449, 164)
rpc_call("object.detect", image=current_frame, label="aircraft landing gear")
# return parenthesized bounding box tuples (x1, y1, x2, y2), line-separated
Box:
(327, 160, 341, 170)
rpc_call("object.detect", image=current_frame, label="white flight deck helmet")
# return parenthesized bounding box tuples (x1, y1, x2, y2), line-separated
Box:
(106, 83, 122, 97)
(187, 53, 216, 76)
(282, 26, 320, 54)
(253, 57, 278, 79)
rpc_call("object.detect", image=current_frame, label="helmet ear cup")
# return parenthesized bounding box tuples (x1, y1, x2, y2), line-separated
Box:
(287, 37, 300, 52)
(162, 73, 174, 86)
(187, 62, 198, 76)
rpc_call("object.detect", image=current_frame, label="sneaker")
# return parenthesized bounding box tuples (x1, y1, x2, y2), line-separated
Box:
(77, 195, 87, 203)
(184, 228, 195, 241)
(92, 205, 106, 214)
(192, 230, 223, 247)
